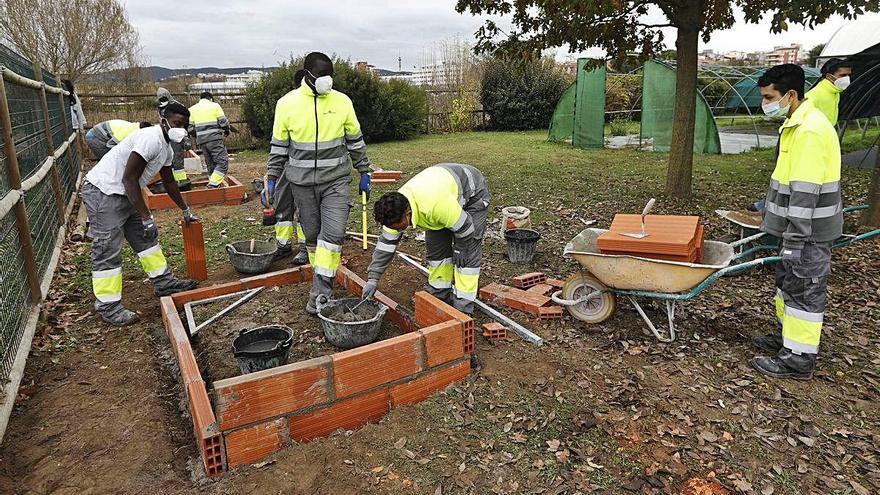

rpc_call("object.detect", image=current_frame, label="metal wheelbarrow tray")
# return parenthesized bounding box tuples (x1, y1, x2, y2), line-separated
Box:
(554, 224, 880, 342)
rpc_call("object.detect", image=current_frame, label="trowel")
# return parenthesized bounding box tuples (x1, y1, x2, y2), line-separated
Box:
(620, 198, 656, 239)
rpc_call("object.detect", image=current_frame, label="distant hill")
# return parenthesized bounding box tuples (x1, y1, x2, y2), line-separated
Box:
(147, 66, 279, 81)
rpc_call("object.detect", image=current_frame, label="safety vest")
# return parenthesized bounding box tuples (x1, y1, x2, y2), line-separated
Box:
(804, 78, 842, 125)
(268, 84, 370, 186)
(399, 164, 484, 232)
(107, 120, 141, 143)
(189, 98, 228, 143)
(761, 98, 842, 248)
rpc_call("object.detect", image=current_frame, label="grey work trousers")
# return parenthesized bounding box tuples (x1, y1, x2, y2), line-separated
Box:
(772, 241, 832, 372)
(272, 173, 306, 254)
(426, 187, 490, 314)
(201, 138, 229, 186)
(291, 175, 351, 298)
(80, 181, 176, 316)
(85, 134, 110, 160)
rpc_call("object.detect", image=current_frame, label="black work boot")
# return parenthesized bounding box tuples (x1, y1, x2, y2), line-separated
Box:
(752, 332, 783, 354)
(99, 306, 140, 327)
(154, 277, 199, 297)
(292, 245, 310, 266)
(178, 179, 193, 191)
(751, 356, 814, 380)
(273, 244, 293, 261)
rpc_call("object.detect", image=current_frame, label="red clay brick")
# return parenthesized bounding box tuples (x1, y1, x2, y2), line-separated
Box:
(214, 356, 332, 431)
(225, 418, 287, 468)
(391, 359, 471, 406)
(372, 170, 402, 180)
(242, 265, 310, 289)
(546, 278, 565, 289)
(414, 292, 475, 354)
(511, 272, 546, 289)
(420, 320, 464, 367)
(332, 332, 423, 398)
(482, 322, 508, 342)
(289, 388, 390, 442)
(188, 380, 218, 439)
(202, 435, 225, 477)
(180, 220, 208, 281)
(526, 283, 554, 296)
(538, 306, 564, 320)
(161, 297, 201, 385)
(479, 283, 551, 316)
(170, 279, 244, 307)
(144, 175, 246, 210)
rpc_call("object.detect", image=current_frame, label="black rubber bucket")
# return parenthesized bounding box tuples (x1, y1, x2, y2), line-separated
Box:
(232, 325, 293, 374)
(505, 229, 541, 263)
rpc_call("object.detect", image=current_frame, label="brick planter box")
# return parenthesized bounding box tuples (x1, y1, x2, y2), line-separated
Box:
(160, 264, 473, 477)
(144, 175, 246, 210)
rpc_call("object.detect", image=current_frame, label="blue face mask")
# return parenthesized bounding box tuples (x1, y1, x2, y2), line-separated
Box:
(762, 92, 792, 118)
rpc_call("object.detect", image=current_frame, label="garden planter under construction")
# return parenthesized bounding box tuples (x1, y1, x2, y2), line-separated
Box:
(160, 264, 474, 477)
(143, 175, 246, 210)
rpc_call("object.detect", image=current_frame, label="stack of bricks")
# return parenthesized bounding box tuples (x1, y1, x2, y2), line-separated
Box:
(372, 170, 403, 184)
(161, 265, 474, 476)
(597, 214, 704, 263)
(478, 272, 564, 321)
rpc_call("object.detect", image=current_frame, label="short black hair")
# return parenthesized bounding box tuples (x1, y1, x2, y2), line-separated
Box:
(294, 69, 305, 88)
(304, 52, 333, 74)
(163, 101, 190, 118)
(139, 121, 152, 128)
(820, 57, 850, 76)
(374, 192, 410, 227)
(757, 64, 805, 99)
(200, 91, 212, 100)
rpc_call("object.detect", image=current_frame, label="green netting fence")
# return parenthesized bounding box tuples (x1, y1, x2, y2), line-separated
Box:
(0, 42, 82, 425)
(640, 60, 721, 154)
(548, 58, 606, 148)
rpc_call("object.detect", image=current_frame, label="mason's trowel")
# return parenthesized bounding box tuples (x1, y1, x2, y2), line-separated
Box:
(620, 198, 656, 239)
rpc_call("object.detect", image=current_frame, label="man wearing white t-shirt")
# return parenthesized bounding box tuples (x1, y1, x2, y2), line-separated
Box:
(81, 102, 200, 326)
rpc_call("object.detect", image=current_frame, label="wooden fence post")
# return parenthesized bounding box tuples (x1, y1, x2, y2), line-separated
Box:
(0, 73, 43, 302)
(32, 64, 66, 223)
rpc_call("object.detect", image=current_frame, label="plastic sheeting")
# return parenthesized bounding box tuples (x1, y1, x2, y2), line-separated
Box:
(641, 60, 721, 154)
(548, 59, 606, 149)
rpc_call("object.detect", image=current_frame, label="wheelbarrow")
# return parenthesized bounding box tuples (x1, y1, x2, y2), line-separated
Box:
(552, 223, 880, 342)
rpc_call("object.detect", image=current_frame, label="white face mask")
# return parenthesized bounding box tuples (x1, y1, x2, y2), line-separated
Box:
(762, 92, 792, 118)
(833, 75, 850, 90)
(314, 75, 333, 95)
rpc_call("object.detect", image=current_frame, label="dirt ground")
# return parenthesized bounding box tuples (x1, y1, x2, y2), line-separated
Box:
(1, 139, 879, 495)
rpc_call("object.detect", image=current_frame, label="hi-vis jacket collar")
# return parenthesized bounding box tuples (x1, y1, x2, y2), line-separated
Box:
(780, 98, 817, 130)
(298, 84, 326, 98)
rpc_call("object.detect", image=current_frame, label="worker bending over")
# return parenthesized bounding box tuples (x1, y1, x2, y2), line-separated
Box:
(267, 52, 372, 313)
(804, 58, 851, 126)
(752, 64, 842, 380)
(81, 102, 199, 326)
(189, 91, 231, 188)
(158, 87, 193, 190)
(85, 119, 152, 160)
(265, 69, 309, 265)
(364, 163, 490, 314)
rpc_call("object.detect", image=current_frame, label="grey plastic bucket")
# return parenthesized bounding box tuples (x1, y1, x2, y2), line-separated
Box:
(226, 239, 277, 274)
(505, 229, 541, 263)
(232, 325, 293, 374)
(316, 296, 388, 349)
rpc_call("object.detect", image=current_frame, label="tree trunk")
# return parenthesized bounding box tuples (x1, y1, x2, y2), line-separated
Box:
(665, 20, 700, 198)
(862, 146, 880, 227)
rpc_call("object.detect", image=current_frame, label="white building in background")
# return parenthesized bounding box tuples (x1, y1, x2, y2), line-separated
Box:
(188, 70, 266, 94)
(410, 62, 450, 87)
(227, 70, 266, 83)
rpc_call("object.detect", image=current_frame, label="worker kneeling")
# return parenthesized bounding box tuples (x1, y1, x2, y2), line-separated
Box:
(81, 102, 199, 326)
(363, 163, 490, 314)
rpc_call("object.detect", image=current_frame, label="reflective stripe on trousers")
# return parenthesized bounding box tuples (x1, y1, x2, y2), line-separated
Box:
(427, 257, 453, 290)
(275, 220, 294, 246)
(774, 242, 831, 356)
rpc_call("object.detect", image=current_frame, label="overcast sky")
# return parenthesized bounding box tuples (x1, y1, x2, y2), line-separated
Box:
(125, 1, 880, 69)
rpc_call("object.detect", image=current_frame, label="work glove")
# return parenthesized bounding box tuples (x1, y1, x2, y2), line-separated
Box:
(362, 279, 379, 300)
(223, 128, 230, 137)
(359, 173, 372, 200)
(453, 247, 469, 268)
(182, 208, 199, 224)
(267, 177, 277, 201)
(142, 216, 159, 242)
(781, 247, 802, 262)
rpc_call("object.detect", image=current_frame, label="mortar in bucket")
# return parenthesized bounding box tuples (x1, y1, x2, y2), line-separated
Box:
(232, 325, 293, 374)
(226, 239, 277, 274)
(316, 296, 388, 349)
(505, 228, 541, 263)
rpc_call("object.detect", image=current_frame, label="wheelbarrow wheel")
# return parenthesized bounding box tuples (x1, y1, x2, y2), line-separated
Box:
(562, 272, 616, 324)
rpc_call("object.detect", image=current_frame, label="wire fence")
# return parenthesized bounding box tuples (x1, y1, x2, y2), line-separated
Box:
(0, 42, 81, 403)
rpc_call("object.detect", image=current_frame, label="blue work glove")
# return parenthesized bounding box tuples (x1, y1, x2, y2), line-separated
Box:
(781, 247, 802, 262)
(262, 177, 276, 207)
(182, 208, 198, 224)
(142, 216, 159, 242)
(359, 173, 372, 200)
(362, 279, 379, 300)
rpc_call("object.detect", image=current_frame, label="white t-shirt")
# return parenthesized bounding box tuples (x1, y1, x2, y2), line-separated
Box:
(85, 126, 172, 196)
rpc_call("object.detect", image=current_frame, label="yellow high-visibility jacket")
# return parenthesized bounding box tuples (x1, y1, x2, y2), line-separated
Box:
(92, 119, 140, 146)
(188, 98, 229, 144)
(266, 84, 370, 186)
(804, 78, 843, 125)
(761, 98, 842, 249)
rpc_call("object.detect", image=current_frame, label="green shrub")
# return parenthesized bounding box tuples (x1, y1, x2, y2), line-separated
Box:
(480, 57, 570, 131)
(242, 58, 427, 143)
